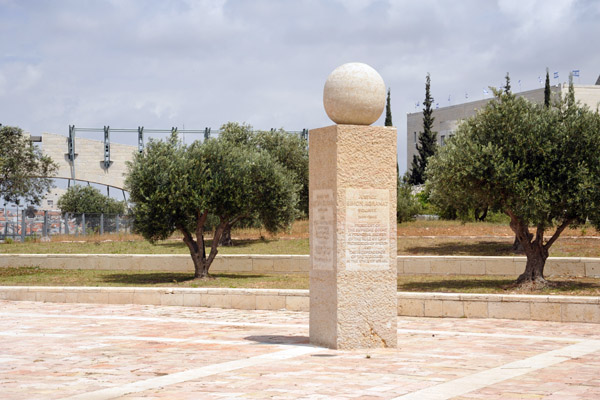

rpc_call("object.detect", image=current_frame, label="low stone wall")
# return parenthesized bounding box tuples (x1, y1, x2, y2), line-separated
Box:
(2, 254, 600, 277)
(398, 256, 600, 277)
(397, 292, 600, 323)
(0, 286, 309, 311)
(1, 286, 599, 323)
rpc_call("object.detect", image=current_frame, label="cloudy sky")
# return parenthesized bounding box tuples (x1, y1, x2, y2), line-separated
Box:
(1, 0, 599, 173)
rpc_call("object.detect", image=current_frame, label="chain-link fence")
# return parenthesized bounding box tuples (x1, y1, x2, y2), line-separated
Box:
(0, 208, 132, 241)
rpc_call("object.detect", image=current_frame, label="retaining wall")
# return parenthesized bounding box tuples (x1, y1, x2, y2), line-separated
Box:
(2, 254, 600, 277)
(1, 286, 599, 324)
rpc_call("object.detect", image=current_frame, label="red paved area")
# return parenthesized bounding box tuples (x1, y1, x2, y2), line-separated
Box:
(1, 300, 599, 399)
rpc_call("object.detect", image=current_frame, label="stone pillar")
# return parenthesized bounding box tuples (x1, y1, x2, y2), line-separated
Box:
(309, 124, 397, 349)
(309, 62, 398, 349)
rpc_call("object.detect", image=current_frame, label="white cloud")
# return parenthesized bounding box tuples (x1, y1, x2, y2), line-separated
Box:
(0, 0, 599, 173)
(498, 0, 575, 27)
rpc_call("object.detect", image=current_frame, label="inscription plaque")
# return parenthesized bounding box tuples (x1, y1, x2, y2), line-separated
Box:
(345, 188, 390, 271)
(311, 189, 334, 270)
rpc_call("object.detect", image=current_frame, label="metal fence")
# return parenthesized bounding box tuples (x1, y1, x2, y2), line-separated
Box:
(0, 209, 132, 241)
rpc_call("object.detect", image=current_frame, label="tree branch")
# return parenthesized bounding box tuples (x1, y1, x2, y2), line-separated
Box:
(229, 214, 244, 227)
(196, 210, 209, 261)
(206, 218, 228, 266)
(544, 219, 573, 251)
(178, 225, 198, 255)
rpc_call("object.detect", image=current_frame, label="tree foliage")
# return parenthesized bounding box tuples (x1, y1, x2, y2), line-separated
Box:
(58, 185, 126, 215)
(504, 72, 511, 93)
(125, 131, 299, 278)
(397, 177, 421, 223)
(218, 122, 308, 216)
(427, 86, 600, 285)
(0, 125, 57, 206)
(385, 88, 393, 126)
(544, 68, 551, 108)
(409, 73, 437, 185)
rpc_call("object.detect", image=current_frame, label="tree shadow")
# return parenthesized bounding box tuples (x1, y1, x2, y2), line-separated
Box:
(102, 272, 268, 285)
(154, 241, 188, 250)
(102, 272, 197, 285)
(398, 278, 600, 294)
(539, 280, 599, 292)
(398, 278, 515, 292)
(154, 238, 274, 250)
(245, 335, 309, 345)
(404, 241, 514, 256)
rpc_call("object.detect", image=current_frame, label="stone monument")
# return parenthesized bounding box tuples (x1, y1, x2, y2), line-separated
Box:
(309, 62, 398, 349)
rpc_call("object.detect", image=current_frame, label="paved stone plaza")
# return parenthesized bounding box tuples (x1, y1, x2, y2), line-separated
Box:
(1, 300, 600, 399)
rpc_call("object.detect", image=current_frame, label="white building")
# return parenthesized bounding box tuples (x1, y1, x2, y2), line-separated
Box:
(406, 81, 600, 172)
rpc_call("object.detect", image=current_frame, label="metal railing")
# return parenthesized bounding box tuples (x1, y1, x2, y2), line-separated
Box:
(0, 209, 132, 241)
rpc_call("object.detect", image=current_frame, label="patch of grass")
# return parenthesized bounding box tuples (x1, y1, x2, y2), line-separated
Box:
(0, 267, 308, 289)
(2, 219, 599, 257)
(0, 237, 310, 255)
(3, 236, 600, 257)
(397, 274, 600, 296)
(2, 267, 600, 296)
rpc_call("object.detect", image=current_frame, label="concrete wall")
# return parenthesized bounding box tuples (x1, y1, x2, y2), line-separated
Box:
(41, 132, 138, 189)
(2, 254, 600, 277)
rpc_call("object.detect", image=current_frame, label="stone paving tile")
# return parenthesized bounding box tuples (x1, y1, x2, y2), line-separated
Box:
(456, 352, 600, 400)
(1, 300, 600, 399)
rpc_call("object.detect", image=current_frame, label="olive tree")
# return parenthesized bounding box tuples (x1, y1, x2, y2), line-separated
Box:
(1, 125, 57, 206)
(216, 122, 308, 246)
(427, 87, 600, 286)
(397, 177, 421, 223)
(125, 133, 299, 278)
(219, 122, 308, 216)
(58, 185, 126, 215)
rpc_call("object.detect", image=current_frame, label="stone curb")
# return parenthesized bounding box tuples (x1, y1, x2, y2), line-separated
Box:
(1, 286, 599, 324)
(2, 254, 600, 277)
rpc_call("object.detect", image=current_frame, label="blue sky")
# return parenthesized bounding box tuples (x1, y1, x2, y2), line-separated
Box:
(1, 0, 599, 174)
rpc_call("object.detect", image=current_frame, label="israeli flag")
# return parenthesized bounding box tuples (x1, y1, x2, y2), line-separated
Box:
(573, 70, 580, 77)
(415, 101, 420, 108)
(554, 72, 559, 79)
(436, 103, 439, 109)
(538, 76, 542, 83)
(483, 88, 489, 95)
(465, 92, 468, 99)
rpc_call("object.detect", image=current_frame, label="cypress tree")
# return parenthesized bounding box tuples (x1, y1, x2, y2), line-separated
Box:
(409, 73, 437, 185)
(544, 68, 551, 107)
(567, 72, 575, 108)
(504, 72, 511, 94)
(385, 88, 393, 126)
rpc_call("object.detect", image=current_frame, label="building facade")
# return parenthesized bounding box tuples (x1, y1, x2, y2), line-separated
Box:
(406, 83, 600, 172)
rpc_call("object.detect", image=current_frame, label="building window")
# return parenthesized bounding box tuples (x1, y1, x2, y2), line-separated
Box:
(414, 132, 417, 148)
(441, 135, 446, 145)
(47, 200, 53, 207)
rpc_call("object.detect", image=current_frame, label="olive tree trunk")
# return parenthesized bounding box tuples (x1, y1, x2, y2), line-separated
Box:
(180, 213, 242, 278)
(517, 244, 548, 284)
(508, 210, 572, 286)
(219, 225, 233, 246)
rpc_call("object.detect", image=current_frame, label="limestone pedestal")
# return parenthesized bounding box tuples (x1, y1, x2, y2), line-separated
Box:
(309, 124, 398, 349)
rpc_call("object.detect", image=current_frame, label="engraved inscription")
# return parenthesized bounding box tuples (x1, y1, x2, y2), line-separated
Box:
(345, 188, 390, 271)
(311, 189, 334, 270)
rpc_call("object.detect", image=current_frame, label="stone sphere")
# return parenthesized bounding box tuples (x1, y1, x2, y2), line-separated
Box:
(323, 62, 386, 125)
